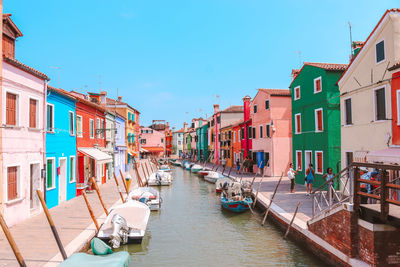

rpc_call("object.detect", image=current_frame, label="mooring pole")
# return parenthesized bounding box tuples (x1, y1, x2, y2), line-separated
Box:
(36, 190, 67, 260)
(90, 177, 108, 215)
(119, 169, 128, 194)
(141, 164, 149, 186)
(113, 173, 125, 202)
(284, 201, 301, 239)
(261, 173, 283, 226)
(253, 171, 266, 208)
(0, 214, 26, 267)
(134, 162, 145, 187)
(81, 190, 99, 231)
(144, 161, 151, 178)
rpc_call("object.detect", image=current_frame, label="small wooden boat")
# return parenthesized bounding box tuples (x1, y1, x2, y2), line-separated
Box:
(191, 164, 203, 173)
(173, 160, 182, 166)
(221, 196, 253, 213)
(147, 171, 173, 186)
(97, 201, 150, 247)
(159, 164, 171, 172)
(183, 162, 192, 170)
(221, 182, 253, 213)
(204, 171, 225, 183)
(215, 177, 234, 193)
(128, 187, 161, 211)
(197, 170, 209, 177)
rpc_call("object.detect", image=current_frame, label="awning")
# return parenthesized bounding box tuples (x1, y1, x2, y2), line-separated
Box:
(78, 147, 113, 164)
(366, 147, 400, 165)
(140, 148, 149, 152)
(166, 148, 173, 152)
(142, 147, 164, 153)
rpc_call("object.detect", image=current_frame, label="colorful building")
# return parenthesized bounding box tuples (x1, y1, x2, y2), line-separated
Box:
(290, 62, 346, 187)
(165, 123, 173, 157)
(1, 14, 49, 225)
(338, 9, 400, 166)
(250, 89, 292, 176)
(140, 126, 165, 158)
(196, 121, 209, 161)
(232, 120, 243, 165)
(45, 87, 77, 209)
(239, 96, 253, 164)
(173, 125, 185, 157)
(114, 112, 126, 175)
(220, 124, 234, 167)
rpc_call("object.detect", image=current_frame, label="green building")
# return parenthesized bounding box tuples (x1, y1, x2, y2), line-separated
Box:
(290, 62, 347, 188)
(197, 123, 209, 161)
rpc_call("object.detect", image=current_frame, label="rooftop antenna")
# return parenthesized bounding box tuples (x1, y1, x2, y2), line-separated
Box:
(49, 66, 61, 88)
(294, 51, 302, 68)
(348, 21, 353, 56)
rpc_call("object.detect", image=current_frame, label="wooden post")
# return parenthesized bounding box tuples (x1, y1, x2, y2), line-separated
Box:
(81, 190, 99, 231)
(283, 201, 301, 239)
(253, 172, 266, 208)
(250, 164, 262, 187)
(141, 164, 149, 186)
(144, 161, 151, 178)
(119, 169, 128, 194)
(36, 190, 67, 260)
(380, 169, 389, 223)
(261, 173, 283, 226)
(113, 172, 125, 202)
(350, 166, 360, 258)
(0, 213, 26, 267)
(90, 177, 108, 215)
(135, 162, 145, 187)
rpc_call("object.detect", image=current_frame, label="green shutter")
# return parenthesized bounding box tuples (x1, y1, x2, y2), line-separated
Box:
(47, 160, 52, 188)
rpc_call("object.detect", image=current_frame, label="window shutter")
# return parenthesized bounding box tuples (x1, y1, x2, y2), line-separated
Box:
(296, 115, 301, 133)
(376, 88, 386, 120)
(345, 99, 352, 125)
(47, 160, 53, 188)
(297, 152, 302, 170)
(7, 167, 17, 201)
(265, 100, 269, 110)
(29, 99, 37, 128)
(317, 110, 323, 131)
(6, 93, 17, 125)
(317, 153, 323, 173)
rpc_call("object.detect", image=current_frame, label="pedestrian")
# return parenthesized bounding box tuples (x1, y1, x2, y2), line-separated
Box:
(222, 158, 227, 168)
(236, 158, 240, 171)
(305, 163, 315, 196)
(322, 167, 335, 200)
(287, 163, 298, 193)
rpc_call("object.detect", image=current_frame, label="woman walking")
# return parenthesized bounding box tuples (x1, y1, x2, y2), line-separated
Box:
(287, 163, 298, 193)
(305, 163, 315, 196)
(322, 167, 335, 202)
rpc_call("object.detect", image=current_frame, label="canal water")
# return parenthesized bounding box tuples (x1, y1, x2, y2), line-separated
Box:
(117, 167, 323, 266)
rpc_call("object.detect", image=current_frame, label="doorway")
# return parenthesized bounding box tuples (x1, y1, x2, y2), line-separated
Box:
(30, 163, 40, 213)
(305, 150, 312, 175)
(59, 158, 67, 203)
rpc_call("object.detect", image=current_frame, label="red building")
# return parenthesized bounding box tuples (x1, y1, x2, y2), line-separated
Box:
(165, 122, 173, 156)
(239, 95, 253, 162)
(70, 91, 111, 192)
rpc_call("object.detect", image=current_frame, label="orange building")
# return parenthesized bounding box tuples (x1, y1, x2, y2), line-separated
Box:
(232, 120, 243, 167)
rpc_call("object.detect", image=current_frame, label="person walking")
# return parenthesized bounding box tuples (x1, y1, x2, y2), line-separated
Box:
(322, 167, 335, 200)
(305, 163, 315, 196)
(287, 163, 298, 193)
(236, 158, 240, 172)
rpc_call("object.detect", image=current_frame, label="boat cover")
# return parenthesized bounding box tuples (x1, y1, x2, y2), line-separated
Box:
(91, 238, 113, 255)
(58, 252, 130, 267)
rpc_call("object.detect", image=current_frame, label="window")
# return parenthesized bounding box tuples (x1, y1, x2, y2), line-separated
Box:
(376, 40, 385, 64)
(89, 119, 94, 138)
(314, 77, 322, 93)
(248, 126, 252, 139)
(254, 104, 258, 113)
(252, 127, 256, 139)
(259, 125, 263, 138)
(295, 113, 301, 134)
(315, 108, 323, 132)
(265, 100, 270, 110)
(266, 124, 270, 138)
(141, 138, 146, 144)
(315, 151, 323, 174)
(241, 128, 244, 139)
(296, 151, 302, 171)
(344, 98, 352, 125)
(6, 92, 17, 126)
(233, 132, 236, 143)
(217, 116, 220, 123)
(375, 87, 386, 121)
(29, 98, 38, 128)
(69, 111, 75, 135)
(96, 118, 100, 138)
(69, 156, 76, 183)
(7, 166, 19, 201)
(294, 86, 300, 100)
(264, 152, 270, 166)
(46, 158, 55, 190)
(46, 104, 54, 132)
(76, 116, 83, 137)
(101, 120, 104, 138)
(229, 131, 231, 140)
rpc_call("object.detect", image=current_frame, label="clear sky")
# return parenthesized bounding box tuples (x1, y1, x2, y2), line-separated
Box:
(5, 0, 398, 129)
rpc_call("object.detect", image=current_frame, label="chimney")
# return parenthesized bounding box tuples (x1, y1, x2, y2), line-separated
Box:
(2, 14, 23, 59)
(243, 95, 251, 121)
(100, 91, 107, 104)
(351, 41, 365, 60)
(184, 122, 188, 132)
(213, 104, 219, 114)
(117, 96, 122, 102)
(291, 69, 300, 80)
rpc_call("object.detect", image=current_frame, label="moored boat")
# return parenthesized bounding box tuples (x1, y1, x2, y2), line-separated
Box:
(215, 177, 234, 193)
(159, 164, 171, 172)
(221, 181, 253, 213)
(191, 164, 203, 173)
(173, 160, 182, 166)
(147, 171, 173, 186)
(128, 187, 161, 211)
(204, 171, 225, 183)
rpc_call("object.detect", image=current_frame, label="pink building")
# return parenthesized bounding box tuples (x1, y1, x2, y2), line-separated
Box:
(1, 15, 49, 226)
(140, 126, 165, 158)
(250, 89, 292, 176)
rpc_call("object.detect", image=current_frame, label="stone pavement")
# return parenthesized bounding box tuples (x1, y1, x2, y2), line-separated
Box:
(0, 179, 124, 267)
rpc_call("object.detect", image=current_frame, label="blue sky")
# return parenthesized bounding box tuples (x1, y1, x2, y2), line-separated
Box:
(5, 0, 398, 129)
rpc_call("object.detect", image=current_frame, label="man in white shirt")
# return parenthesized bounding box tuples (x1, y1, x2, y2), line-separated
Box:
(287, 163, 298, 193)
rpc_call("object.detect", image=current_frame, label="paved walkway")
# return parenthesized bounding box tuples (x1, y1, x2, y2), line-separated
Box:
(0, 179, 125, 267)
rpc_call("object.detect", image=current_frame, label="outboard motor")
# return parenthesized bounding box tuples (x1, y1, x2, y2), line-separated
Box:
(109, 214, 129, 248)
(241, 181, 252, 198)
(156, 172, 162, 185)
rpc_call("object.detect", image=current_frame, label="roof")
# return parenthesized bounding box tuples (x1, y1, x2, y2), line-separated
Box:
(174, 128, 185, 133)
(47, 86, 77, 101)
(221, 119, 243, 130)
(289, 62, 347, 88)
(338, 9, 400, 85)
(258, 88, 291, 96)
(141, 146, 164, 153)
(3, 14, 23, 38)
(388, 61, 400, 71)
(105, 97, 140, 114)
(68, 91, 107, 113)
(220, 105, 243, 113)
(4, 56, 49, 80)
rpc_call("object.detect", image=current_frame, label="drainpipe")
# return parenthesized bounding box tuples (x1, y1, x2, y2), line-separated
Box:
(43, 81, 49, 201)
(0, 2, 3, 213)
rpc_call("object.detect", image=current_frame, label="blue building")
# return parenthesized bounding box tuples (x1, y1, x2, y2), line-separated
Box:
(114, 113, 127, 174)
(46, 87, 77, 209)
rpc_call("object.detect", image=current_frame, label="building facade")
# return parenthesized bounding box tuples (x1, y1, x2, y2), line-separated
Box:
(114, 113, 126, 175)
(140, 127, 165, 158)
(239, 96, 253, 164)
(197, 122, 209, 161)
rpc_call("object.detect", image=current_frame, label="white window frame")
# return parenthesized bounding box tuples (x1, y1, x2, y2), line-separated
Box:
(375, 38, 386, 65)
(313, 76, 322, 94)
(397, 90, 400, 126)
(314, 108, 324, 132)
(96, 118, 101, 138)
(90, 119, 94, 139)
(294, 86, 300, 100)
(343, 96, 353, 126)
(28, 96, 40, 129)
(46, 157, 56, 191)
(5, 164, 21, 203)
(295, 113, 301, 134)
(315, 151, 324, 175)
(305, 150, 313, 173)
(295, 150, 302, 171)
(76, 115, 83, 137)
(69, 156, 76, 183)
(69, 111, 75, 136)
(46, 103, 55, 133)
(373, 85, 387, 122)
(4, 89, 20, 127)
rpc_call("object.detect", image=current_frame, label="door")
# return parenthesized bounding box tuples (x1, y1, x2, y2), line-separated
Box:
(59, 158, 67, 203)
(78, 156, 84, 184)
(30, 163, 40, 212)
(305, 151, 312, 176)
(391, 72, 400, 145)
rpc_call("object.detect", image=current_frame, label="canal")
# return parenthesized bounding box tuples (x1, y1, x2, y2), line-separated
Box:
(117, 167, 323, 266)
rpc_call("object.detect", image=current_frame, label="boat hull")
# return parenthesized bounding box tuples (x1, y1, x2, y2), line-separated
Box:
(97, 235, 144, 244)
(197, 171, 208, 176)
(221, 197, 253, 213)
(204, 176, 218, 183)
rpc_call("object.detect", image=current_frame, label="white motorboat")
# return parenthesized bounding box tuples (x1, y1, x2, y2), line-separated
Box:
(128, 187, 161, 211)
(204, 171, 226, 183)
(191, 164, 203, 173)
(215, 177, 234, 193)
(97, 201, 150, 248)
(159, 164, 171, 172)
(147, 171, 173, 186)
